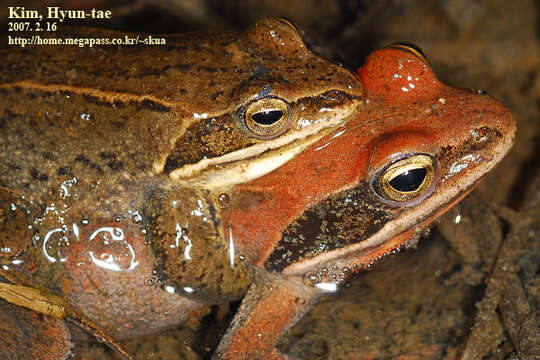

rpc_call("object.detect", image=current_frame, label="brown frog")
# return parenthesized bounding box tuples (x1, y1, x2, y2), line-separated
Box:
(0, 19, 514, 360)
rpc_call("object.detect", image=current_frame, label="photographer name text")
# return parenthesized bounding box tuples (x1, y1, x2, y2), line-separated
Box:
(9, 6, 111, 22)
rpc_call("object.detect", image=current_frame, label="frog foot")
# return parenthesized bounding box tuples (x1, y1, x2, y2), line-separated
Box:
(214, 270, 321, 360)
(0, 272, 134, 360)
(0, 298, 74, 360)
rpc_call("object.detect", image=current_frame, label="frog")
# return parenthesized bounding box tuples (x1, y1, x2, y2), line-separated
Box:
(0, 18, 360, 359)
(0, 18, 515, 360)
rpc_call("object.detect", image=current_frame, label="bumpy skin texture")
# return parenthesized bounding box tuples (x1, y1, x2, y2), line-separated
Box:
(0, 20, 515, 360)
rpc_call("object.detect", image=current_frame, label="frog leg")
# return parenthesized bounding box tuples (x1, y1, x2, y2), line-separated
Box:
(0, 185, 34, 263)
(0, 270, 135, 360)
(0, 297, 74, 360)
(0, 186, 135, 359)
(0, 187, 74, 359)
(213, 270, 321, 360)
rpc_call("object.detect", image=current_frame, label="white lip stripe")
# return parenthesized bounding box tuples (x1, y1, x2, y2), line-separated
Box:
(169, 119, 341, 181)
(171, 121, 347, 190)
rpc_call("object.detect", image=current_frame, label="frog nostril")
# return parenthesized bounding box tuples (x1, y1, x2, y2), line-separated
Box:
(472, 127, 491, 143)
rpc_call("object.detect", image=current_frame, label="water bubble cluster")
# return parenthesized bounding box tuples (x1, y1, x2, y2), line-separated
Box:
(303, 264, 353, 291)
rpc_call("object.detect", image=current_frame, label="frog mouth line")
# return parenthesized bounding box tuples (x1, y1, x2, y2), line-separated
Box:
(281, 134, 514, 276)
(167, 119, 351, 190)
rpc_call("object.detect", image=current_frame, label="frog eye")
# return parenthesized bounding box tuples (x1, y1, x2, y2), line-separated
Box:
(276, 18, 301, 34)
(241, 97, 291, 139)
(385, 42, 430, 65)
(376, 154, 435, 203)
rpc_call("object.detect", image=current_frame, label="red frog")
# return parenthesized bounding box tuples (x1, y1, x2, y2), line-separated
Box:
(0, 19, 514, 359)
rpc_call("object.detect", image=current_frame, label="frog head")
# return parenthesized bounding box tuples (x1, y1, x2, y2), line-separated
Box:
(223, 43, 515, 282)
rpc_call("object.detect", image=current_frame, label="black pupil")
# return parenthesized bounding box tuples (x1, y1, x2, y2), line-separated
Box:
(389, 168, 427, 192)
(252, 110, 283, 125)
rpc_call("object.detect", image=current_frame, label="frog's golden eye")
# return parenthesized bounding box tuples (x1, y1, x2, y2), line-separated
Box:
(241, 97, 291, 139)
(276, 18, 301, 34)
(385, 42, 430, 65)
(377, 154, 435, 202)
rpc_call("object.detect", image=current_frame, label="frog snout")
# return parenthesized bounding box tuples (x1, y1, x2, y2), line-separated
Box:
(466, 96, 516, 162)
(480, 97, 516, 151)
(493, 101, 516, 147)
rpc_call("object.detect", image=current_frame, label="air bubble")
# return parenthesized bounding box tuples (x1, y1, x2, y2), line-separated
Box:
(303, 271, 321, 286)
(88, 227, 139, 272)
(132, 212, 143, 224)
(42, 228, 69, 263)
(218, 193, 230, 208)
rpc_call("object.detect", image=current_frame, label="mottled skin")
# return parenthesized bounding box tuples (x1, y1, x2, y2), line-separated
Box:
(0, 19, 514, 360)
